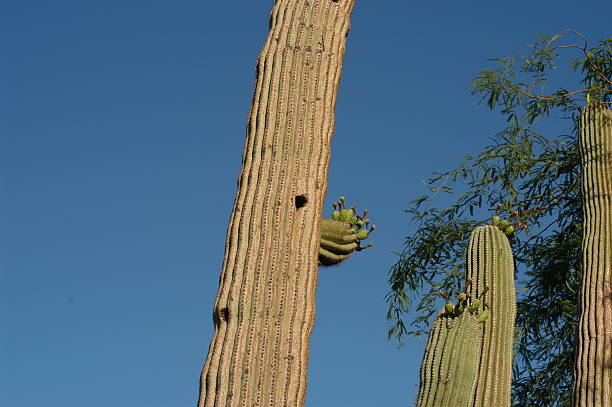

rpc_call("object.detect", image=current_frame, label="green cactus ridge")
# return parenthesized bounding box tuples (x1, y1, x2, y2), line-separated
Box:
(466, 225, 516, 407)
(318, 198, 374, 266)
(416, 311, 483, 407)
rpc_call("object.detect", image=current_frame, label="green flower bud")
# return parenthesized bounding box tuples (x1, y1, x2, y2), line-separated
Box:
(468, 299, 481, 313)
(355, 229, 369, 240)
(445, 302, 455, 315)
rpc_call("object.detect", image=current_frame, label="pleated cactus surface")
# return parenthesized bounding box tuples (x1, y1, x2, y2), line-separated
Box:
(197, 2, 356, 406)
(416, 311, 483, 407)
(415, 224, 515, 407)
(466, 225, 516, 407)
(573, 102, 612, 407)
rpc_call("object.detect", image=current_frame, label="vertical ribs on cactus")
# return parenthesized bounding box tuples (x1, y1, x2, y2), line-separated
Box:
(573, 102, 612, 406)
(466, 225, 516, 407)
(318, 197, 375, 266)
(415, 225, 515, 407)
(416, 311, 484, 407)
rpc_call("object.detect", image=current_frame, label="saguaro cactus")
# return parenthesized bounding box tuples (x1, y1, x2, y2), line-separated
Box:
(466, 225, 516, 407)
(573, 102, 612, 407)
(198, 2, 355, 407)
(415, 225, 515, 407)
(416, 305, 484, 407)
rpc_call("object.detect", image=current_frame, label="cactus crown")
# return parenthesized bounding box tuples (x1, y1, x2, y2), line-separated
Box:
(318, 197, 375, 266)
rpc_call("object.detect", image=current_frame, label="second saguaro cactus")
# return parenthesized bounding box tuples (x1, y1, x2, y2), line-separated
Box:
(415, 225, 516, 407)
(573, 102, 612, 407)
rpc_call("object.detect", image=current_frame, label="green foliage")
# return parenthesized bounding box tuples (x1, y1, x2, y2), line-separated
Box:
(387, 32, 611, 407)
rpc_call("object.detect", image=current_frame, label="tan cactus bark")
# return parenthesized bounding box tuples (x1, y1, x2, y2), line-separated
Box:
(197, 1, 354, 406)
(573, 102, 612, 407)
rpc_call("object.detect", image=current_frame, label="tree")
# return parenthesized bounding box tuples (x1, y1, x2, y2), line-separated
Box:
(197, 1, 355, 406)
(386, 31, 611, 406)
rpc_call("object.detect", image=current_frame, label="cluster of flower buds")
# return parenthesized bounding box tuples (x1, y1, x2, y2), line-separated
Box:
(331, 197, 375, 244)
(440, 279, 489, 323)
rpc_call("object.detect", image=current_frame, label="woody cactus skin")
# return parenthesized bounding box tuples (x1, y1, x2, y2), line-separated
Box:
(318, 197, 374, 266)
(198, 2, 355, 407)
(415, 225, 515, 407)
(466, 225, 516, 407)
(573, 102, 612, 407)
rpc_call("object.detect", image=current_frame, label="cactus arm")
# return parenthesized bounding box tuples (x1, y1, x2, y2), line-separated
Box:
(318, 198, 374, 266)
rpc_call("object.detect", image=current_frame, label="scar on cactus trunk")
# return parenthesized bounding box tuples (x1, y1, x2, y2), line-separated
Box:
(415, 225, 515, 407)
(318, 197, 375, 266)
(573, 102, 612, 407)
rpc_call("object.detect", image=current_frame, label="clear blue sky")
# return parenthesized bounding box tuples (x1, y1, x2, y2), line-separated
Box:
(2, 1, 610, 406)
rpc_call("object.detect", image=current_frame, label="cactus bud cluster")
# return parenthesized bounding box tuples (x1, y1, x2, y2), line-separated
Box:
(318, 197, 375, 266)
(441, 279, 489, 322)
(492, 216, 514, 237)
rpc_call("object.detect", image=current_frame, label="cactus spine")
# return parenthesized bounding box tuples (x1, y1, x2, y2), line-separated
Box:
(197, 2, 355, 406)
(466, 225, 516, 407)
(415, 225, 515, 407)
(573, 102, 612, 407)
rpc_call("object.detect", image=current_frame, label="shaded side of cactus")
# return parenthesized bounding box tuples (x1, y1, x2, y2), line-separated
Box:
(573, 102, 612, 407)
(416, 312, 483, 407)
(466, 225, 516, 407)
(197, 2, 356, 407)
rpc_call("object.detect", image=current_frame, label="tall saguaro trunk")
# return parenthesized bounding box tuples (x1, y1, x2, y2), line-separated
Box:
(198, 1, 354, 406)
(573, 102, 612, 406)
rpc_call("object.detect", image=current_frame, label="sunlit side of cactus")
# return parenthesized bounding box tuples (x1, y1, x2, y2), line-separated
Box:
(573, 102, 612, 407)
(416, 311, 483, 407)
(466, 225, 516, 407)
(415, 224, 515, 407)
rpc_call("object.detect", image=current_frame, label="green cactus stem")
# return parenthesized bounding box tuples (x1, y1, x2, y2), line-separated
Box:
(416, 224, 514, 406)
(573, 102, 612, 407)
(415, 310, 484, 407)
(318, 197, 374, 266)
(465, 225, 516, 407)
(416, 281, 489, 407)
